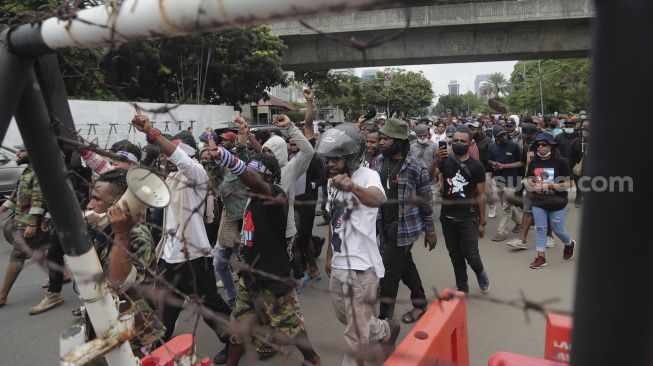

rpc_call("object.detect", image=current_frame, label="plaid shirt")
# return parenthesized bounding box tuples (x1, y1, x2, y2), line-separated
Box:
(374, 153, 436, 246)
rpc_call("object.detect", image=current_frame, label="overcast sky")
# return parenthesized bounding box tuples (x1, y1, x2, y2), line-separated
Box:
(355, 60, 518, 97)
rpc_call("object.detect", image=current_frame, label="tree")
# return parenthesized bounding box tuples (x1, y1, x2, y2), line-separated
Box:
(109, 26, 288, 106)
(362, 68, 434, 118)
(459, 92, 488, 116)
(480, 72, 510, 98)
(506, 59, 591, 115)
(2, 3, 289, 106)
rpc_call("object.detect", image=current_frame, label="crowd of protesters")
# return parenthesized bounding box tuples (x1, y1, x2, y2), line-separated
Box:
(0, 87, 589, 364)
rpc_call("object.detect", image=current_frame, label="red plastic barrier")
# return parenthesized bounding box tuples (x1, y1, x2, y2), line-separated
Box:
(141, 334, 206, 366)
(384, 289, 469, 366)
(544, 313, 573, 362)
(488, 351, 568, 366)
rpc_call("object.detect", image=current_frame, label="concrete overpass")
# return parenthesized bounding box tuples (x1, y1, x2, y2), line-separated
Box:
(270, 0, 594, 70)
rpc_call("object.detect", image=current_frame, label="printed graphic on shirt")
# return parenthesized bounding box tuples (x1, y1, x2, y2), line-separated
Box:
(330, 203, 344, 253)
(447, 169, 469, 198)
(243, 210, 254, 247)
(534, 167, 555, 195)
(534, 167, 555, 183)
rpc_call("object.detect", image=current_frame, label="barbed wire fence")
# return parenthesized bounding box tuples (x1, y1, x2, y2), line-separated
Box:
(0, 1, 578, 365)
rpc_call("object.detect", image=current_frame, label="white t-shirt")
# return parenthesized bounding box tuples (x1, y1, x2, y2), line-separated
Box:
(162, 147, 212, 264)
(326, 167, 386, 279)
(431, 132, 447, 143)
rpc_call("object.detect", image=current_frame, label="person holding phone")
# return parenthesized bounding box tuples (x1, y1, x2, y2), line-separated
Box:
(437, 126, 489, 294)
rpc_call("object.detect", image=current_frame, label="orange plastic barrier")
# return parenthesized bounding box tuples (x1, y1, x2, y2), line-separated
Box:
(544, 313, 573, 362)
(384, 288, 469, 366)
(141, 334, 200, 366)
(488, 351, 568, 366)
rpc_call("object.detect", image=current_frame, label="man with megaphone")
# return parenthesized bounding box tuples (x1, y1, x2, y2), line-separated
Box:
(85, 168, 164, 354)
(131, 114, 233, 364)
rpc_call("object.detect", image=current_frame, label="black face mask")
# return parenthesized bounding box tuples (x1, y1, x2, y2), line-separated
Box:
(381, 140, 402, 157)
(16, 156, 29, 165)
(452, 143, 469, 156)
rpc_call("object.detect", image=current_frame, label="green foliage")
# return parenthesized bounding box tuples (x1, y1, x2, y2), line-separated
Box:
(108, 26, 288, 106)
(2, 2, 289, 106)
(296, 68, 434, 120)
(435, 92, 487, 117)
(480, 72, 510, 98)
(506, 59, 591, 115)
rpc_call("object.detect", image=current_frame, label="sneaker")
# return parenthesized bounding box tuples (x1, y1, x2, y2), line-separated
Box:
(530, 256, 547, 269)
(29, 292, 64, 315)
(546, 236, 555, 248)
(563, 240, 576, 260)
(488, 206, 497, 218)
(512, 224, 522, 234)
(491, 233, 508, 242)
(476, 270, 490, 293)
(506, 238, 528, 250)
(213, 343, 229, 365)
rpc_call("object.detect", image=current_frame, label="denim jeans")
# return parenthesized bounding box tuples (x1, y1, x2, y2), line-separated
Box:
(532, 205, 572, 252)
(213, 244, 238, 303)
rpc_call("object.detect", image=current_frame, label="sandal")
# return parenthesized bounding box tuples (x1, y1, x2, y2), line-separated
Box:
(256, 342, 277, 360)
(401, 308, 425, 324)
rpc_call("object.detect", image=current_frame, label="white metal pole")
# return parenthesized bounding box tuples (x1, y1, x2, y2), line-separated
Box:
(10, 0, 398, 54)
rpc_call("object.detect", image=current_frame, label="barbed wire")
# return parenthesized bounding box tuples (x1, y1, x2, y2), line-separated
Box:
(0, 1, 581, 365)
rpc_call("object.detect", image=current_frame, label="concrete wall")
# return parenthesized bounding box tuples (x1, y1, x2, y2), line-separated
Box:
(4, 100, 236, 148)
(270, 0, 594, 70)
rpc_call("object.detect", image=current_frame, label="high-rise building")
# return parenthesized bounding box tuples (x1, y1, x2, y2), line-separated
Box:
(268, 71, 301, 102)
(448, 80, 460, 96)
(475, 74, 492, 96)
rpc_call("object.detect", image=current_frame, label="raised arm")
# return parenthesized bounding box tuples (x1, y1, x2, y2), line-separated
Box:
(276, 115, 314, 180)
(211, 146, 272, 197)
(303, 89, 315, 140)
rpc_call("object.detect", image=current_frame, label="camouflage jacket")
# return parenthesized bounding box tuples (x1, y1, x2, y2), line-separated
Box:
(93, 223, 163, 346)
(2, 166, 45, 229)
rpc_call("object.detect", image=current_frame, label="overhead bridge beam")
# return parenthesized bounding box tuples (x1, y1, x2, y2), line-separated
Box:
(279, 19, 591, 70)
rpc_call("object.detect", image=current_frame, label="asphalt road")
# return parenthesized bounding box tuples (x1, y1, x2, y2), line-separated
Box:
(0, 202, 581, 366)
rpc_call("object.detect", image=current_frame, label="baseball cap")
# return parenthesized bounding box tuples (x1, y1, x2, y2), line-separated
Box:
(505, 119, 516, 127)
(220, 131, 237, 141)
(414, 124, 429, 135)
(468, 121, 481, 128)
(445, 125, 456, 138)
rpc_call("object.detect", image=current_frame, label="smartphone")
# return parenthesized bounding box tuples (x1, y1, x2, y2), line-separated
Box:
(438, 140, 447, 149)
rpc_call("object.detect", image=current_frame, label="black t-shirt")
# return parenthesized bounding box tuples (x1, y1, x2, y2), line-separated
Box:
(379, 158, 403, 241)
(526, 157, 571, 212)
(241, 184, 292, 295)
(488, 140, 522, 188)
(438, 156, 486, 219)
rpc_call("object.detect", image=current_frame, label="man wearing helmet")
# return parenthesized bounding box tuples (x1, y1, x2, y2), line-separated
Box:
(318, 123, 401, 365)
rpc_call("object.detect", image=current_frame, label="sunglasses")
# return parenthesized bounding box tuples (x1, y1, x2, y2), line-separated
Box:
(536, 142, 551, 148)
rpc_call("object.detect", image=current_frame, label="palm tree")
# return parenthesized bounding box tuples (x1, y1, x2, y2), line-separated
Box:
(480, 72, 510, 98)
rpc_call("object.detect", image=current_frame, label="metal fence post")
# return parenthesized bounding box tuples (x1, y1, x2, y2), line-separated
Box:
(14, 70, 137, 365)
(570, 1, 653, 365)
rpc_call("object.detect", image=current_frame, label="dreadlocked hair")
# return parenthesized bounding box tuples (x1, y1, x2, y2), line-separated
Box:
(251, 153, 281, 184)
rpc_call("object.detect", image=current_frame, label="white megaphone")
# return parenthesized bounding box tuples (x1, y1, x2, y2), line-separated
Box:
(84, 167, 171, 229)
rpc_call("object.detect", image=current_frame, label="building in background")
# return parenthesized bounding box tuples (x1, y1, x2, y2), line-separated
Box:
(448, 80, 460, 96)
(475, 74, 492, 97)
(331, 68, 356, 76)
(362, 68, 382, 80)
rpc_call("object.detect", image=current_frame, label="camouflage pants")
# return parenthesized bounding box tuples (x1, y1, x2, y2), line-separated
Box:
(10, 227, 45, 262)
(231, 277, 306, 344)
